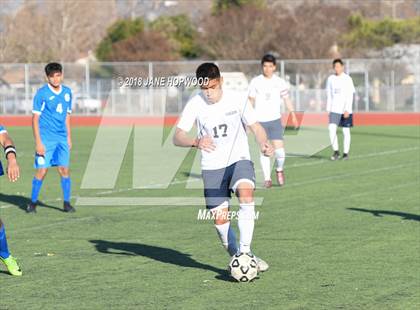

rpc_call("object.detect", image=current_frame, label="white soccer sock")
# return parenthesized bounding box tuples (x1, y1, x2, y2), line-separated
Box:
(328, 123, 339, 151)
(238, 202, 255, 253)
(275, 148, 285, 172)
(343, 127, 351, 154)
(215, 221, 238, 256)
(259, 153, 271, 181)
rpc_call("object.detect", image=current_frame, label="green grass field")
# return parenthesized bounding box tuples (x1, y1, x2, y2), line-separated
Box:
(0, 126, 419, 310)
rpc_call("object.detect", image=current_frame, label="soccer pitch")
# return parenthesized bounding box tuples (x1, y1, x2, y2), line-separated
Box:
(0, 125, 419, 309)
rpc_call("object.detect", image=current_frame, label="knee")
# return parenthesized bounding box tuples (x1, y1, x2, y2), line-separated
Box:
(236, 185, 254, 204)
(35, 169, 48, 179)
(58, 167, 70, 177)
(212, 202, 229, 225)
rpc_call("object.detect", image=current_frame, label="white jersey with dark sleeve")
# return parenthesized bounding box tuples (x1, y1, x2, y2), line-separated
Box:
(248, 74, 290, 122)
(177, 90, 257, 170)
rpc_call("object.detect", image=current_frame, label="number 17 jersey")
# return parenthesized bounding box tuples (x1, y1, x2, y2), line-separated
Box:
(177, 90, 257, 170)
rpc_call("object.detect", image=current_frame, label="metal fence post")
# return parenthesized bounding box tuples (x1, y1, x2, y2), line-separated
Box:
(85, 61, 90, 98)
(24, 63, 29, 114)
(365, 70, 369, 112)
(280, 60, 285, 79)
(148, 62, 153, 115)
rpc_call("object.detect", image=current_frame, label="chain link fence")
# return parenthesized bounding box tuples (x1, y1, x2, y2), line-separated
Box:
(0, 59, 418, 115)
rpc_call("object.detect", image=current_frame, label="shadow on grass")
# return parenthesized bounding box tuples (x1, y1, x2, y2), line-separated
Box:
(347, 208, 420, 222)
(0, 193, 64, 212)
(89, 240, 232, 281)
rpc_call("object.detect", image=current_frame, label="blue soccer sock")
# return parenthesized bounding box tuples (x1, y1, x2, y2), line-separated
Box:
(31, 177, 43, 204)
(0, 224, 10, 259)
(61, 177, 71, 203)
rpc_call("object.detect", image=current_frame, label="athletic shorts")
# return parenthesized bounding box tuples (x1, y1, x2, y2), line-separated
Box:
(34, 139, 70, 169)
(202, 160, 256, 209)
(329, 112, 353, 127)
(260, 118, 284, 140)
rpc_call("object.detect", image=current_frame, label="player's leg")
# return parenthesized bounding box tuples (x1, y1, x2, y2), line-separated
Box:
(258, 121, 272, 188)
(27, 167, 48, 213)
(341, 114, 352, 160)
(203, 167, 237, 256)
(328, 113, 340, 160)
(213, 202, 238, 256)
(0, 219, 22, 276)
(28, 141, 55, 213)
(56, 141, 74, 212)
(232, 171, 269, 272)
(272, 139, 286, 186)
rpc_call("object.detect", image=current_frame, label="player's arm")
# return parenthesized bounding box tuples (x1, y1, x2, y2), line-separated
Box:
(343, 78, 355, 118)
(66, 114, 72, 150)
(173, 99, 215, 152)
(32, 114, 45, 155)
(248, 122, 273, 157)
(173, 128, 215, 152)
(283, 96, 298, 128)
(32, 90, 45, 155)
(66, 90, 72, 149)
(248, 96, 255, 107)
(326, 77, 332, 113)
(0, 132, 20, 182)
(241, 100, 273, 156)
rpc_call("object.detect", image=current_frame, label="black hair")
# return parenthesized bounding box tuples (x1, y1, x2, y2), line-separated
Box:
(332, 58, 344, 66)
(261, 54, 276, 65)
(45, 62, 62, 76)
(196, 62, 221, 80)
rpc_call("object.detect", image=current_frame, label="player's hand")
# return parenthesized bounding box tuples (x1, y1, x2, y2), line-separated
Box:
(197, 135, 216, 153)
(261, 141, 274, 157)
(343, 111, 350, 119)
(6, 157, 20, 182)
(291, 113, 299, 129)
(68, 138, 72, 150)
(36, 143, 45, 156)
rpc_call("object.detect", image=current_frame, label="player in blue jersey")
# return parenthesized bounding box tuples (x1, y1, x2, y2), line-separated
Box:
(0, 125, 23, 276)
(27, 63, 75, 213)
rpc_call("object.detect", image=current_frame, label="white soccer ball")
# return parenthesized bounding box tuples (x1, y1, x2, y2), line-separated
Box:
(229, 252, 258, 282)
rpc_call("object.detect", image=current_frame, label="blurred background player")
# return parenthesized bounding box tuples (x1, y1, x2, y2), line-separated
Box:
(27, 63, 75, 213)
(326, 58, 356, 160)
(173, 63, 273, 271)
(0, 125, 22, 276)
(248, 54, 298, 188)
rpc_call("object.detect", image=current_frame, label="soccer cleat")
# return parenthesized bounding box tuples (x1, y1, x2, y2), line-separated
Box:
(276, 170, 285, 186)
(254, 255, 269, 272)
(26, 202, 37, 213)
(342, 153, 349, 160)
(0, 255, 22, 276)
(263, 180, 272, 189)
(63, 202, 75, 213)
(330, 151, 340, 161)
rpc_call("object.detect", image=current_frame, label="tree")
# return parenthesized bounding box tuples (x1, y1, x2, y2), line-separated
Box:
(344, 14, 420, 50)
(106, 31, 180, 62)
(96, 18, 145, 61)
(0, 0, 117, 62)
(212, 0, 265, 14)
(200, 4, 279, 60)
(150, 14, 200, 58)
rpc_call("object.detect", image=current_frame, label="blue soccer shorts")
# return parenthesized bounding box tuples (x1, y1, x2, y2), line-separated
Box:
(34, 139, 70, 169)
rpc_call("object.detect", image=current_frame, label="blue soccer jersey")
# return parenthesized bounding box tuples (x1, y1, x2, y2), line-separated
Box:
(33, 84, 72, 140)
(0, 125, 6, 134)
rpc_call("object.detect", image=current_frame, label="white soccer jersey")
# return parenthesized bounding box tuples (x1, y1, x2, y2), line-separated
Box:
(177, 90, 257, 170)
(248, 74, 290, 122)
(326, 73, 355, 114)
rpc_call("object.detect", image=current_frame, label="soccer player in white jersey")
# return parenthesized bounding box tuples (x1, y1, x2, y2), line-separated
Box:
(248, 54, 298, 188)
(173, 63, 273, 272)
(326, 58, 356, 160)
